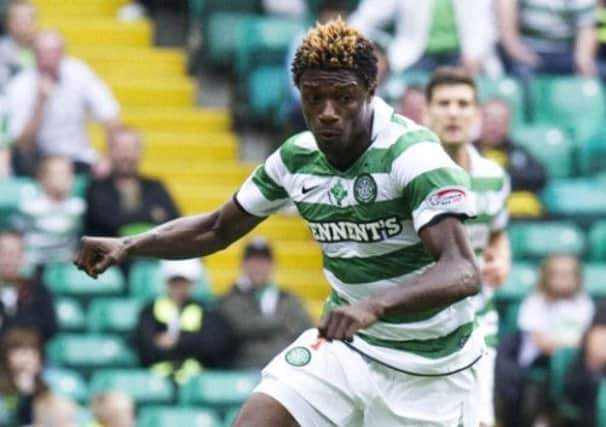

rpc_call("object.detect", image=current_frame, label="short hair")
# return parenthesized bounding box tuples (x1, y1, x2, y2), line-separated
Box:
(33, 393, 78, 426)
(291, 17, 378, 91)
(7, 0, 35, 13)
(425, 66, 477, 102)
(0, 228, 24, 242)
(108, 125, 143, 148)
(91, 391, 134, 425)
(538, 254, 582, 293)
(36, 155, 73, 177)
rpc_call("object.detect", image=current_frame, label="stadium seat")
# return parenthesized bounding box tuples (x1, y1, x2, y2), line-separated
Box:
(87, 298, 143, 334)
(43, 368, 88, 403)
(137, 406, 222, 427)
(541, 178, 606, 221)
(578, 127, 606, 175)
(509, 222, 586, 260)
(89, 370, 174, 405)
(584, 264, 606, 299)
(507, 191, 544, 218)
(511, 125, 574, 178)
(598, 380, 606, 427)
(247, 65, 287, 121)
(495, 262, 538, 302)
(223, 407, 240, 427)
(0, 178, 37, 228)
(235, 16, 305, 77)
(550, 347, 580, 421)
(47, 334, 137, 372)
(477, 76, 525, 126)
(43, 263, 125, 300)
(55, 298, 86, 332)
(530, 76, 605, 146)
(129, 259, 212, 301)
(179, 371, 260, 409)
(205, 12, 256, 68)
(71, 174, 89, 198)
(589, 221, 606, 262)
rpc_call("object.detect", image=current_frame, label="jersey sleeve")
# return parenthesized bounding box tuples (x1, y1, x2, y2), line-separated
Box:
(490, 173, 511, 233)
(392, 140, 476, 233)
(235, 150, 291, 217)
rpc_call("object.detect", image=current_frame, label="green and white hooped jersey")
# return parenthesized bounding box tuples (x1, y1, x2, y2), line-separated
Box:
(235, 97, 483, 375)
(465, 145, 510, 348)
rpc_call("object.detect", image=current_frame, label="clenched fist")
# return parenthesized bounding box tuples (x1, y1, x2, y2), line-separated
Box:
(318, 299, 382, 342)
(73, 236, 129, 278)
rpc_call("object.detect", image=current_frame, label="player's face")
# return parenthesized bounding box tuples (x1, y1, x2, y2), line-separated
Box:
(426, 84, 478, 147)
(299, 69, 373, 160)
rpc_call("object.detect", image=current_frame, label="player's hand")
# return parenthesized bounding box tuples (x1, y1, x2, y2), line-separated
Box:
(318, 300, 382, 342)
(73, 236, 128, 278)
(505, 41, 541, 67)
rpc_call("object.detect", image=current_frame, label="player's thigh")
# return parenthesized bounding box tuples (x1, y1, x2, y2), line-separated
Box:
(255, 328, 368, 426)
(232, 393, 299, 427)
(365, 360, 481, 426)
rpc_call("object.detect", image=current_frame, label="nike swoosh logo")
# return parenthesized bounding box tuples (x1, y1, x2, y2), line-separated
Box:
(302, 185, 319, 194)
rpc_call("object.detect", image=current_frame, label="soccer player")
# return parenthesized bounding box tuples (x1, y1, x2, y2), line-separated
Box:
(425, 67, 511, 427)
(75, 19, 484, 426)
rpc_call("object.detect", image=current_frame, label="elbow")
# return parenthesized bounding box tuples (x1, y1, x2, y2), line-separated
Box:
(461, 258, 482, 297)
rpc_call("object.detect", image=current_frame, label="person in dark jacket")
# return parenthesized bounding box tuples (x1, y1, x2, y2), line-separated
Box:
(84, 127, 179, 238)
(133, 258, 234, 384)
(0, 230, 56, 344)
(476, 99, 548, 193)
(564, 302, 606, 427)
(219, 238, 313, 370)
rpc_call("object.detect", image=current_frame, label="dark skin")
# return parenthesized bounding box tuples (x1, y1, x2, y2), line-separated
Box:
(74, 68, 480, 427)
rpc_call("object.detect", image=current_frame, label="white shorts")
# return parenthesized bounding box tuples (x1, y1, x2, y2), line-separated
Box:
(255, 329, 481, 427)
(477, 346, 496, 426)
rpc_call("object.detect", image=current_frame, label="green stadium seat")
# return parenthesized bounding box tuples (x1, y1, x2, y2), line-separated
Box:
(530, 76, 605, 146)
(43, 263, 125, 299)
(71, 174, 89, 198)
(43, 368, 88, 403)
(541, 178, 606, 219)
(179, 371, 260, 409)
(578, 128, 606, 175)
(89, 370, 174, 405)
(584, 264, 606, 299)
(47, 334, 137, 371)
(590, 221, 606, 262)
(495, 262, 538, 302)
(0, 177, 37, 228)
(137, 406, 222, 427)
(205, 12, 255, 68)
(223, 407, 241, 426)
(509, 222, 586, 260)
(87, 298, 143, 334)
(247, 65, 287, 120)
(55, 298, 86, 331)
(129, 259, 212, 302)
(235, 16, 305, 77)
(511, 125, 573, 178)
(598, 380, 606, 427)
(550, 347, 580, 421)
(477, 76, 525, 126)
(382, 69, 431, 105)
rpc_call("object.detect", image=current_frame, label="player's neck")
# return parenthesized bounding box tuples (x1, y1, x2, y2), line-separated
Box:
(443, 143, 471, 172)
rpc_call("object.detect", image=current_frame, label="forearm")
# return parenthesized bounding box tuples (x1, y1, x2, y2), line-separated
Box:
(575, 25, 597, 62)
(497, 0, 520, 49)
(371, 256, 480, 318)
(15, 101, 45, 152)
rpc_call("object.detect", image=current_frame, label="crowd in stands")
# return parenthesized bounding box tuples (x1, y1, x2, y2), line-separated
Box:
(0, 0, 604, 426)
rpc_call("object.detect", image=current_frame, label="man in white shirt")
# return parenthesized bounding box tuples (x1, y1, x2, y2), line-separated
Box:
(6, 30, 121, 175)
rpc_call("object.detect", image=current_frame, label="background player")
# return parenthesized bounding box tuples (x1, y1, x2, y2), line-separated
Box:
(425, 66, 511, 427)
(75, 19, 483, 426)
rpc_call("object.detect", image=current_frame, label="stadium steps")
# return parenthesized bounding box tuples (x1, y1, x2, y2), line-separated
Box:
(35, 0, 325, 308)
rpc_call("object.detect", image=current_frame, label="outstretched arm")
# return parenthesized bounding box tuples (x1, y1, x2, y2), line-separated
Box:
(318, 216, 481, 341)
(74, 199, 265, 277)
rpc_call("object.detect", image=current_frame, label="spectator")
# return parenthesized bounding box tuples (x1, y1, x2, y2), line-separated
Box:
(134, 258, 234, 383)
(6, 30, 121, 177)
(91, 391, 135, 427)
(0, 0, 37, 89)
(349, 0, 500, 75)
(564, 301, 606, 427)
(32, 393, 78, 427)
(397, 85, 426, 124)
(262, 0, 306, 18)
(498, 0, 598, 88)
(16, 156, 85, 270)
(0, 327, 48, 427)
(85, 127, 180, 238)
(475, 99, 547, 192)
(219, 238, 313, 370)
(0, 230, 57, 344)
